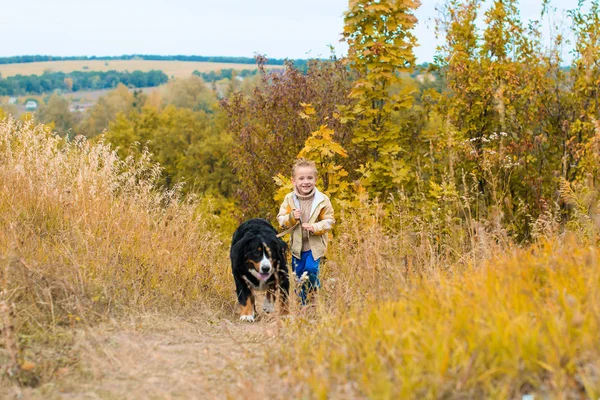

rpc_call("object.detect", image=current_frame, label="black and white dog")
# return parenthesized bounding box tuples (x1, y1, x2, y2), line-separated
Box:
(230, 219, 289, 322)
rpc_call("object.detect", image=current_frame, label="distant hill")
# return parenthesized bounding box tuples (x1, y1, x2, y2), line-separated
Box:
(0, 59, 282, 80)
(0, 55, 301, 96)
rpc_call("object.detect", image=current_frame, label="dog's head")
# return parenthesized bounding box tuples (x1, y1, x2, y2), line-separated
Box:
(238, 235, 283, 281)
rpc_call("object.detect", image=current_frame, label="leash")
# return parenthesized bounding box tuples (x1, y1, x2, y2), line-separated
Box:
(276, 222, 299, 238)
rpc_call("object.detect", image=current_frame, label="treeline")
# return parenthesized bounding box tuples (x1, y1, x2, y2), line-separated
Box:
(192, 68, 260, 83)
(192, 63, 440, 84)
(0, 70, 168, 95)
(0, 54, 308, 68)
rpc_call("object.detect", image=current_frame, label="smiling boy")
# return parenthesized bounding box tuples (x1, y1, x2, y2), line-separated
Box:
(277, 159, 335, 304)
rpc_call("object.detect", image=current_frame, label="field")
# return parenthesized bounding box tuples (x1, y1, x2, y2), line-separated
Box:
(0, 59, 271, 78)
(0, 117, 598, 399)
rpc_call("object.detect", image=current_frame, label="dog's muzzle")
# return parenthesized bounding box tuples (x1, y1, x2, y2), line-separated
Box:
(258, 254, 272, 279)
(260, 256, 272, 272)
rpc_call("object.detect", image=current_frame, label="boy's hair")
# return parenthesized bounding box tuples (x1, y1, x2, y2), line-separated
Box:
(292, 158, 318, 177)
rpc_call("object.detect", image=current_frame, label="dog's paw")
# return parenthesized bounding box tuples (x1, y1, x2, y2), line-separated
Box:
(263, 299, 275, 313)
(240, 314, 255, 322)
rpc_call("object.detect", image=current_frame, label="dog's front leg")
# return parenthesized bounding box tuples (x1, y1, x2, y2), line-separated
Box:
(239, 291, 256, 322)
(235, 275, 256, 322)
(263, 286, 276, 313)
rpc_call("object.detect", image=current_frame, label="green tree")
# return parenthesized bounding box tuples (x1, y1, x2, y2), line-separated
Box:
(432, 0, 561, 237)
(37, 94, 76, 137)
(341, 0, 421, 195)
(568, 0, 600, 184)
(79, 84, 140, 137)
(104, 105, 236, 195)
(160, 75, 218, 113)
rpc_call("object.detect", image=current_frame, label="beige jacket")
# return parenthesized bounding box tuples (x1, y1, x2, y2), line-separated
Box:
(277, 188, 335, 260)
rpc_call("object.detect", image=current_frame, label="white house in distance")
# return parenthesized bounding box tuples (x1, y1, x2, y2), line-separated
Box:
(25, 100, 38, 112)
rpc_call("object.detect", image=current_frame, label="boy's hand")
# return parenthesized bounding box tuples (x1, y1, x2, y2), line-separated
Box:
(302, 223, 315, 233)
(293, 209, 301, 220)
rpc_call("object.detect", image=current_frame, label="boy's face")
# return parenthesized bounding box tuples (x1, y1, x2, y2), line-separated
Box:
(292, 166, 316, 195)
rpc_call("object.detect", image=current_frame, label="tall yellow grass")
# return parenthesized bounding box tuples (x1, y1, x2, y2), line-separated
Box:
(276, 234, 600, 399)
(0, 117, 232, 334)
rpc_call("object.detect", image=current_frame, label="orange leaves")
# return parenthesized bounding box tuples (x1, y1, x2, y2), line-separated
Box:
(273, 101, 357, 209)
(20, 361, 36, 372)
(298, 102, 316, 119)
(365, 3, 392, 13)
(299, 125, 348, 160)
(272, 172, 293, 205)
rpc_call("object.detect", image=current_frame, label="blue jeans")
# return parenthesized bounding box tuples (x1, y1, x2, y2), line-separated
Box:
(292, 250, 321, 305)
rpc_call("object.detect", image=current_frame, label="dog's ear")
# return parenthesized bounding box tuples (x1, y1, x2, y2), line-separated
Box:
(267, 236, 287, 264)
(231, 232, 251, 269)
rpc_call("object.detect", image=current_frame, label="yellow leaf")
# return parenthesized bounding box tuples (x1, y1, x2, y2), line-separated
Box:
(21, 361, 36, 371)
(301, 103, 316, 116)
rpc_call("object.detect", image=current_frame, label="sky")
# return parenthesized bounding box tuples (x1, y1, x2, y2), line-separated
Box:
(0, 0, 574, 63)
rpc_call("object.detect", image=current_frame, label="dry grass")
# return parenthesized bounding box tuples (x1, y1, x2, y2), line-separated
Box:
(0, 117, 234, 385)
(275, 231, 600, 399)
(0, 116, 234, 316)
(0, 60, 273, 78)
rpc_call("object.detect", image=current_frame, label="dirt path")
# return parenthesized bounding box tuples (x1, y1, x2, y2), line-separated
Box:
(5, 312, 291, 399)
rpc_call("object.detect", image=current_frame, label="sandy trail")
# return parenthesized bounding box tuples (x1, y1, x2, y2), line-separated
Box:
(5, 312, 290, 399)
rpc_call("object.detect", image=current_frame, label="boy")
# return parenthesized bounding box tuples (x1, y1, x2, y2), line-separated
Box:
(277, 159, 335, 304)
